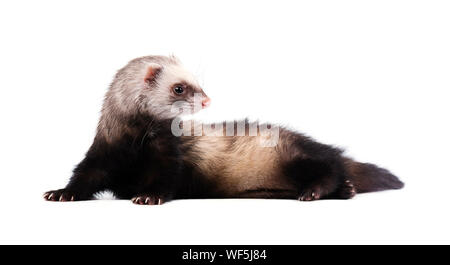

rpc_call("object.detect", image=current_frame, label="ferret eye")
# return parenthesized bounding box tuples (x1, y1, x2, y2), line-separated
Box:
(173, 85, 184, 94)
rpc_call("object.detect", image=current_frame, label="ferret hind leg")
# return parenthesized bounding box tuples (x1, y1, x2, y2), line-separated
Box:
(283, 158, 346, 201)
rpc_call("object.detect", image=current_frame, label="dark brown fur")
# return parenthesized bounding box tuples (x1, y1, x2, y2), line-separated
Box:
(44, 56, 404, 204)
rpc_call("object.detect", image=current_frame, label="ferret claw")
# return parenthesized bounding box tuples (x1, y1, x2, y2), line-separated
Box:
(337, 179, 357, 199)
(44, 189, 77, 202)
(132, 195, 166, 205)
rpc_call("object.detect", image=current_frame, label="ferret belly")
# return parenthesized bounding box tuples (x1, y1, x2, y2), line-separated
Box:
(182, 134, 296, 197)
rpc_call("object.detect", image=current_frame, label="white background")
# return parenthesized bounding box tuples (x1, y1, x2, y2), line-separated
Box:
(0, 0, 449, 244)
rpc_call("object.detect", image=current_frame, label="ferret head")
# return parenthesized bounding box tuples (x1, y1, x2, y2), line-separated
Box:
(107, 55, 210, 120)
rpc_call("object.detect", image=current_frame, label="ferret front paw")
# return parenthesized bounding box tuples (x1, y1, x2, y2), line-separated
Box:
(43, 189, 76, 202)
(131, 194, 170, 205)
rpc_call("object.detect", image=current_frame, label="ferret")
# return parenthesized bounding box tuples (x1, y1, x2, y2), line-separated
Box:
(44, 55, 404, 204)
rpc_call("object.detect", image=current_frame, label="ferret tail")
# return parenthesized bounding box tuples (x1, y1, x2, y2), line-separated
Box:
(343, 158, 404, 193)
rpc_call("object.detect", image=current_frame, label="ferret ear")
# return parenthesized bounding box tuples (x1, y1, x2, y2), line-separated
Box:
(145, 63, 162, 84)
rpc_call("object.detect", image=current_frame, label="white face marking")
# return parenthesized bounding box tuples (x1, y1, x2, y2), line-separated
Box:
(107, 56, 207, 120)
(145, 63, 202, 119)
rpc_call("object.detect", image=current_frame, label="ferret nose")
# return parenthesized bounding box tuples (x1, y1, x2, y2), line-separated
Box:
(202, 97, 211, 108)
